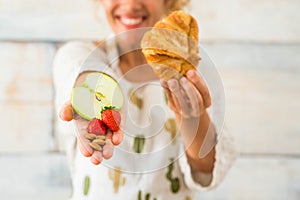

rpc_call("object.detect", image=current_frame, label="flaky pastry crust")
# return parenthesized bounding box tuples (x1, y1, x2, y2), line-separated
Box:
(141, 11, 200, 81)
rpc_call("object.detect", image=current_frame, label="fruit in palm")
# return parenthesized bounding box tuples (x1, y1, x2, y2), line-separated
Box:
(87, 118, 107, 135)
(101, 106, 121, 132)
(70, 72, 124, 121)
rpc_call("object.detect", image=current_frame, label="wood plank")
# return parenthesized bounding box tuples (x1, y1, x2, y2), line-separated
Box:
(0, 0, 299, 42)
(221, 68, 300, 155)
(0, 42, 55, 102)
(0, 103, 54, 152)
(196, 156, 300, 200)
(191, 0, 300, 43)
(0, 153, 71, 200)
(202, 43, 300, 71)
(0, 42, 55, 152)
(0, 0, 109, 41)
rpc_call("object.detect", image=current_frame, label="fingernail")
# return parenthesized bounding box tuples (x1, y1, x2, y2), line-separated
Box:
(113, 135, 119, 145)
(187, 70, 195, 77)
(167, 80, 177, 89)
(91, 157, 100, 165)
(180, 77, 187, 84)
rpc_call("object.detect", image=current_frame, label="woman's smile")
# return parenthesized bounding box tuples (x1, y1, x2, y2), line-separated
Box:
(101, 0, 166, 34)
(115, 15, 147, 29)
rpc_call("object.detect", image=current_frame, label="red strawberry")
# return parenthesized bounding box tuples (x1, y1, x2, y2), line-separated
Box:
(87, 118, 107, 135)
(101, 107, 121, 132)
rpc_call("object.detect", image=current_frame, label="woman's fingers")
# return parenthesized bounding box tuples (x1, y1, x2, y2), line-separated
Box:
(111, 129, 123, 145)
(91, 150, 103, 165)
(186, 70, 211, 108)
(102, 139, 114, 159)
(77, 137, 93, 157)
(104, 131, 114, 158)
(161, 81, 178, 112)
(74, 117, 94, 157)
(75, 120, 119, 165)
(69, 99, 122, 164)
(162, 78, 192, 115)
(59, 101, 74, 121)
(78, 134, 114, 164)
(180, 77, 204, 117)
(161, 72, 208, 118)
(167, 79, 190, 117)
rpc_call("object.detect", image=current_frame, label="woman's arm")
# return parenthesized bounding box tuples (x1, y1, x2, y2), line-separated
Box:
(59, 71, 123, 165)
(179, 111, 216, 173)
(162, 69, 216, 173)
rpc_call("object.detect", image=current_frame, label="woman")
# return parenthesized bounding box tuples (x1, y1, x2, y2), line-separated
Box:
(53, 0, 236, 199)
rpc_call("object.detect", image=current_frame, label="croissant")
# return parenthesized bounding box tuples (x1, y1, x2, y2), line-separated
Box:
(141, 10, 200, 81)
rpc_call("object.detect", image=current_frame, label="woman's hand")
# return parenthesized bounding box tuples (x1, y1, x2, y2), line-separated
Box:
(161, 69, 211, 120)
(59, 101, 123, 165)
(161, 69, 216, 173)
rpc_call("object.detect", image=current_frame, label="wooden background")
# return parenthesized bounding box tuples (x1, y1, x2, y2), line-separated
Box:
(0, 0, 299, 199)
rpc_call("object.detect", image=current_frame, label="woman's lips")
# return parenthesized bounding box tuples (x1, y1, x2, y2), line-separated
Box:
(121, 17, 142, 25)
(117, 16, 146, 29)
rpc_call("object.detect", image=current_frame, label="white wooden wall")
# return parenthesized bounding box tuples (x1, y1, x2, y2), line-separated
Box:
(0, 0, 299, 199)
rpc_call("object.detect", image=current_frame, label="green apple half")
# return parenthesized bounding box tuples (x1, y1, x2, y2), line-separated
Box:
(70, 72, 124, 121)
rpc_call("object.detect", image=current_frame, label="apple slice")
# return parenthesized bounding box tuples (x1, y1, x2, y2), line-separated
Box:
(70, 72, 124, 121)
(84, 72, 124, 110)
(70, 86, 102, 120)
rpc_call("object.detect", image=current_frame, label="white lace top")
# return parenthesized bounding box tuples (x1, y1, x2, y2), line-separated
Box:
(53, 40, 236, 200)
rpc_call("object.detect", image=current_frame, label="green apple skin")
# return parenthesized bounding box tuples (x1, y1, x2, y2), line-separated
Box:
(70, 86, 101, 121)
(70, 72, 124, 121)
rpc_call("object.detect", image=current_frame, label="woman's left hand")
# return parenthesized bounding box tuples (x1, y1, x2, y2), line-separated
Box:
(161, 69, 211, 119)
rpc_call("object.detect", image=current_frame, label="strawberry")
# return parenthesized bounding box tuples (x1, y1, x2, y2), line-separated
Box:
(87, 118, 107, 135)
(101, 106, 121, 132)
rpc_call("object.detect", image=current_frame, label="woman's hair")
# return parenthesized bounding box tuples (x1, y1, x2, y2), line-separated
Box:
(166, 0, 191, 15)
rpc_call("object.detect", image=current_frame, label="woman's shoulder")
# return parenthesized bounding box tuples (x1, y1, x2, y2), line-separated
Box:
(54, 40, 108, 66)
(56, 41, 97, 57)
(53, 39, 112, 77)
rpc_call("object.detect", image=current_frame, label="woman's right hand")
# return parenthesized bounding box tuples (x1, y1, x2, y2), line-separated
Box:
(59, 101, 123, 165)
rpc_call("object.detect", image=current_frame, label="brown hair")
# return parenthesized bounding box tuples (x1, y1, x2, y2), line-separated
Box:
(165, 0, 191, 15)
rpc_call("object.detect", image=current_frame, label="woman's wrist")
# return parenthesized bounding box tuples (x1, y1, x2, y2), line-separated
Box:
(181, 110, 217, 173)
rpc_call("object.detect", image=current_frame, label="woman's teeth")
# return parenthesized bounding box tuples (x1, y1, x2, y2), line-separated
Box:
(120, 17, 143, 25)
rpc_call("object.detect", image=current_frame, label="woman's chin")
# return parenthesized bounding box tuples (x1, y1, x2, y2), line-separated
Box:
(116, 28, 149, 50)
